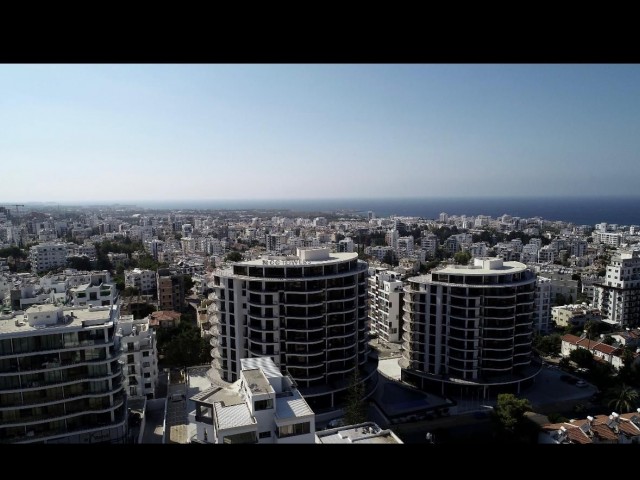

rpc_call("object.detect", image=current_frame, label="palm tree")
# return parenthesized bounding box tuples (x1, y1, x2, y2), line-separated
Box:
(607, 384, 639, 413)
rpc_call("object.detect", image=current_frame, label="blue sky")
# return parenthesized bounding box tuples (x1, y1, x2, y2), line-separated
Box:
(2, 64, 639, 203)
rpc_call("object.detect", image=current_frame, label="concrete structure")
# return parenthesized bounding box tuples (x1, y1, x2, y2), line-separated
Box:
(552, 304, 601, 328)
(157, 268, 185, 312)
(191, 357, 315, 444)
(593, 250, 640, 327)
(148, 310, 181, 330)
(118, 315, 159, 398)
(315, 421, 403, 444)
(29, 243, 67, 274)
(533, 276, 552, 333)
(0, 304, 126, 443)
(69, 279, 117, 308)
(206, 247, 376, 412)
(400, 258, 539, 398)
(125, 268, 157, 295)
(368, 268, 403, 344)
(594, 232, 623, 247)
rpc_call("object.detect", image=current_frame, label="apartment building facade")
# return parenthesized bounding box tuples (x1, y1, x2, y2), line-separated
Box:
(368, 268, 404, 344)
(206, 247, 376, 411)
(0, 304, 126, 443)
(400, 258, 539, 398)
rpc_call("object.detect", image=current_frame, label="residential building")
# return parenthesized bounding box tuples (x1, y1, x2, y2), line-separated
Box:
(534, 276, 552, 333)
(315, 421, 403, 444)
(118, 315, 159, 399)
(190, 357, 315, 444)
(560, 334, 624, 370)
(148, 310, 181, 330)
(552, 304, 602, 328)
(400, 257, 539, 398)
(206, 247, 376, 411)
(594, 232, 623, 247)
(157, 268, 185, 312)
(29, 243, 67, 274)
(540, 412, 640, 444)
(593, 250, 640, 327)
(69, 280, 117, 308)
(368, 268, 403, 344)
(0, 304, 126, 443)
(125, 268, 157, 295)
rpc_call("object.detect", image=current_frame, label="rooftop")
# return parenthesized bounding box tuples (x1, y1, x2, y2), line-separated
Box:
(242, 369, 273, 395)
(0, 305, 116, 336)
(275, 395, 314, 420)
(214, 402, 256, 430)
(315, 422, 403, 444)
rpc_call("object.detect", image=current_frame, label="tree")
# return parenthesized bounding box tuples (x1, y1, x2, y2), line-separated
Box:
(161, 322, 210, 367)
(343, 369, 366, 425)
(67, 256, 92, 271)
(606, 384, 639, 413)
(558, 357, 571, 370)
(533, 333, 561, 356)
(553, 293, 567, 306)
(382, 250, 396, 266)
(494, 393, 532, 434)
(569, 349, 594, 369)
(454, 251, 471, 265)
(225, 251, 243, 262)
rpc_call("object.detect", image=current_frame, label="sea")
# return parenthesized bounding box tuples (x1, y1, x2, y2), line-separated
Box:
(130, 196, 640, 227)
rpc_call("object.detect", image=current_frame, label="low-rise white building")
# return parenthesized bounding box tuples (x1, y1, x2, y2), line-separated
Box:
(190, 357, 315, 444)
(69, 280, 117, 307)
(29, 243, 68, 274)
(124, 268, 156, 295)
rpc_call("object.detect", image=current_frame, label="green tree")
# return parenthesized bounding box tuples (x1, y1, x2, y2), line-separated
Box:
(533, 333, 561, 356)
(454, 251, 471, 265)
(553, 293, 567, 306)
(606, 384, 639, 413)
(494, 393, 532, 434)
(569, 349, 594, 369)
(382, 250, 396, 266)
(225, 251, 243, 262)
(343, 369, 366, 425)
(183, 275, 194, 293)
(67, 256, 92, 271)
(161, 322, 210, 367)
(558, 357, 571, 370)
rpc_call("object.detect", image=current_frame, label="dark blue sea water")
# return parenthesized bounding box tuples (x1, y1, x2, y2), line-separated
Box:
(131, 196, 640, 226)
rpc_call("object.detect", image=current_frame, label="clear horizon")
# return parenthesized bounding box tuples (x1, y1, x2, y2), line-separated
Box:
(3, 64, 640, 202)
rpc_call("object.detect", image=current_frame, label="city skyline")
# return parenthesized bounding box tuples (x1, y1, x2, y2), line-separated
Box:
(3, 64, 640, 203)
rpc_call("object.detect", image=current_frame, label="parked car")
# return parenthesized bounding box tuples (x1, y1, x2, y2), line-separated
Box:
(576, 380, 588, 388)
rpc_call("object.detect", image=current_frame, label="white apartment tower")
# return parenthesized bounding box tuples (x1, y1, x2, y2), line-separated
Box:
(118, 315, 159, 399)
(400, 258, 539, 398)
(593, 251, 640, 327)
(0, 304, 126, 443)
(368, 269, 404, 344)
(206, 247, 376, 411)
(534, 276, 552, 333)
(30, 243, 68, 274)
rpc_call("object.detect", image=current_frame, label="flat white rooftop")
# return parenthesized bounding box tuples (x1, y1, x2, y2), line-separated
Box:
(316, 422, 403, 444)
(275, 395, 314, 420)
(214, 402, 256, 430)
(0, 306, 115, 336)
